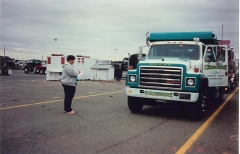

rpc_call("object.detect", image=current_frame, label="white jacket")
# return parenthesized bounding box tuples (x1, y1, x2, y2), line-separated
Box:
(61, 63, 78, 86)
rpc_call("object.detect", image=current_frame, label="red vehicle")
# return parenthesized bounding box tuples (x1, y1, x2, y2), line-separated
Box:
(24, 59, 46, 74)
(218, 40, 239, 90)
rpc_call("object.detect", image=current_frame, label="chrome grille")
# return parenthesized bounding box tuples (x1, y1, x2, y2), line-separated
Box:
(139, 66, 182, 90)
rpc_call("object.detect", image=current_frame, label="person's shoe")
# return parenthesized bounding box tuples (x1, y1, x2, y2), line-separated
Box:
(64, 109, 74, 113)
(65, 111, 76, 115)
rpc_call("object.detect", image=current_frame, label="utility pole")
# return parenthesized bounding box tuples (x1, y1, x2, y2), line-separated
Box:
(4, 47, 5, 56)
(221, 24, 223, 42)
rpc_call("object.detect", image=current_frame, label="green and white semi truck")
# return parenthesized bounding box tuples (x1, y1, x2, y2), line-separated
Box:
(125, 31, 228, 120)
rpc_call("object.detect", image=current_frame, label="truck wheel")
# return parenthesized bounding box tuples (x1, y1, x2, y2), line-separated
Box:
(191, 85, 207, 120)
(128, 96, 143, 113)
(36, 68, 39, 74)
(230, 83, 236, 90)
(24, 68, 28, 73)
(218, 87, 224, 102)
(40, 69, 43, 74)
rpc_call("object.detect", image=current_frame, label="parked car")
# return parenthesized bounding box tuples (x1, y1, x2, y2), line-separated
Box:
(18, 61, 25, 70)
(14, 63, 20, 69)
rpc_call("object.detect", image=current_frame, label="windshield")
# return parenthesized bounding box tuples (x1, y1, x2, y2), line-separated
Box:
(148, 44, 200, 60)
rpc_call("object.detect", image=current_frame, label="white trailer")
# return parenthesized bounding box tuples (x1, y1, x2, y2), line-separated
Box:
(91, 60, 114, 81)
(91, 65, 115, 81)
(74, 56, 98, 80)
(46, 54, 66, 80)
(46, 55, 114, 81)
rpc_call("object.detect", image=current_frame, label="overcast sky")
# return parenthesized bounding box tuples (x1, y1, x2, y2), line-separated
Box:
(1, 0, 239, 61)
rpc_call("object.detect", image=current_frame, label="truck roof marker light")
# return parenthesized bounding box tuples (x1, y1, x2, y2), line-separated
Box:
(167, 42, 170, 43)
(193, 37, 200, 42)
(179, 42, 182, 44)
(173, 42, 176, 44)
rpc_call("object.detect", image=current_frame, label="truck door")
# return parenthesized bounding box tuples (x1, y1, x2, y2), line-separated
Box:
(203, 45, 228, 87)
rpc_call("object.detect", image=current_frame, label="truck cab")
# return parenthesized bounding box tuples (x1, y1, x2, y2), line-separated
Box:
(24, 59, 43, 73)
(125, 31, 228, 120)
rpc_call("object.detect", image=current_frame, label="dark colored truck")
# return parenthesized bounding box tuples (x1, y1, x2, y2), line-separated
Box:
(24, 59, 47, 74)
(0, 56, 14, 75)
(227, 59, 239, 90)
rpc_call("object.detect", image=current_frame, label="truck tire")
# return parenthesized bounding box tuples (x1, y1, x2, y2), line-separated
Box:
(230, 83, 236, 90)
(128, 96, 143, 113)
(191, 84, 208, 120)
(24, 68, 28, 73)
(218, 87, 224, 102)
(40, 69, 43, 74)
(36, 68, 40, 74)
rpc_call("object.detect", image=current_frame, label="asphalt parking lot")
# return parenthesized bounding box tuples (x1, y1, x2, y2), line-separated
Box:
(0, 70, 239, 154)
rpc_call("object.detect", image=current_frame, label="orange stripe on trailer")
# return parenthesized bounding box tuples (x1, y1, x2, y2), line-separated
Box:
(61, 57, 65, 64)
(47, 57, 51, 64)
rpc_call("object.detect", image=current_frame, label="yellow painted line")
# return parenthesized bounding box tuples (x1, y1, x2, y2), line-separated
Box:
(0, 79, 45, 82)
(176, 87, 239, 154)
(0, 90, 124, 110)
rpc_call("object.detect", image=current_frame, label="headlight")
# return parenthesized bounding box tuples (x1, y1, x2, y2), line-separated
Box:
(186, 78, 195, 86)
(129, 75, 136, 82)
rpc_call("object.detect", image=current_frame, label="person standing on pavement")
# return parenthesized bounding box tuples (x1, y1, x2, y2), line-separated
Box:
(115, 66, 122, 82)
(61, 55, 80, 115)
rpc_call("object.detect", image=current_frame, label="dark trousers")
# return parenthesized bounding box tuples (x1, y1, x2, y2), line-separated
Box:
(62, 84, 76, 112)
(116, 73, 121, 81)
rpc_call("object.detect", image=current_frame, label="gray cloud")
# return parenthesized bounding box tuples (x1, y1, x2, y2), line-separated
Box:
(1, 0, 239, 60)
